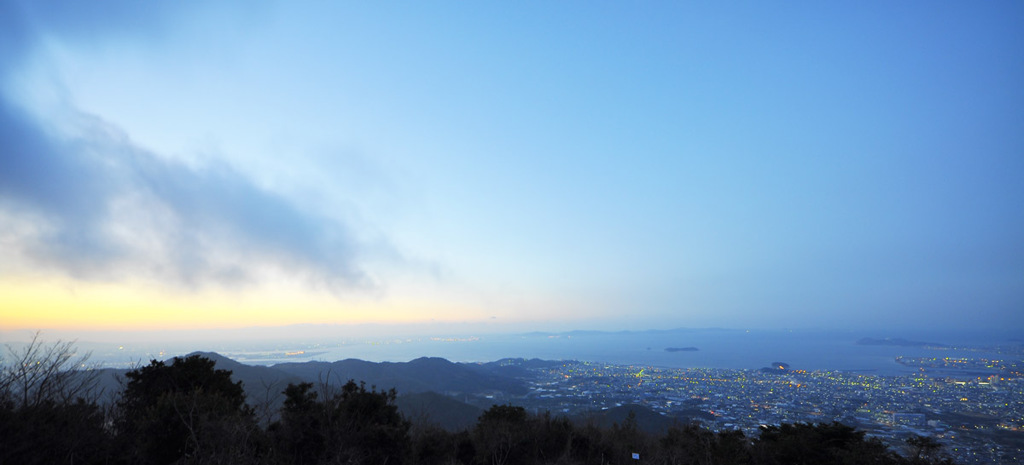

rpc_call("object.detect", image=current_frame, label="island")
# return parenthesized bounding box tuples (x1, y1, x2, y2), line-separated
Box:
(664, 347, 699, 352)
(856, 337, 947, 348)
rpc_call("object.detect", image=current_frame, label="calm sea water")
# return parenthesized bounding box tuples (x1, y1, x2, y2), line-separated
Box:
(69, 328, 1015, 375)
(220, 328, 1014, 376)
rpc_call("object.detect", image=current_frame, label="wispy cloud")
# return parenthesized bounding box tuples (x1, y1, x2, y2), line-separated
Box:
(0, 1, 381, 292)
(0, 96, 379, 291)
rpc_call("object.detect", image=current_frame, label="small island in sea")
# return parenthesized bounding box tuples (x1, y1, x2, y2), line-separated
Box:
(856, 337, 947, 348)
(665, 347, 699, 352)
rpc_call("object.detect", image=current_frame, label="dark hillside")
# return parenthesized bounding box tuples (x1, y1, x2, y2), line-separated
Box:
(188, 351, 304, 393)
(272, 356, 527, 395)
(79, 352, 304, 407)
(575, 404, 680, 434)
(466, 357, 570, 379)
(396, 391, 483, 431)
(185, 351, 304, 415)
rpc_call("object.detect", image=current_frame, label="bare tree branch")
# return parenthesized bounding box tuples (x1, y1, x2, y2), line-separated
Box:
(1, 331, 102, 408)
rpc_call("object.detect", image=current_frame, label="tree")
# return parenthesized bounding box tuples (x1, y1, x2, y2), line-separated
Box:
(116, 354, 261, 465)
(332, 380, 410, 464)
(0, 333, 113, 464)
(532, 412, 576, 464)
(661, 423, 719, 465)
(660, 423, 752, 465)
(270, 379, 411, 465)
(0, 331, 102, 407)
(473, 404, 531, 465)
(605, 410, 653, 465)
(755, 422, 895, 465)
(271, 382, 327, 464)
(905, 435, 953, 464)
(410, 424, 475, 465)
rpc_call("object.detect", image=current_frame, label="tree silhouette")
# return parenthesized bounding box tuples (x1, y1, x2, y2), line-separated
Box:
(116, 354, 261, 465)
(0, 334, 113, 464)
(906, 435, 953, 464)
(1, 332, 102, 407)
(270, 379, 410, 465)
(755, 421, 895, 465)
(474, 404, 532, 465)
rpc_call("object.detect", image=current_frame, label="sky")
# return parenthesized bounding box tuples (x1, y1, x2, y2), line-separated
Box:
(1, 1, 1022, 340)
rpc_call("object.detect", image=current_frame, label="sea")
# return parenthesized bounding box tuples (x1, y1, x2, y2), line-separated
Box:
(63, 327, 1018, 377)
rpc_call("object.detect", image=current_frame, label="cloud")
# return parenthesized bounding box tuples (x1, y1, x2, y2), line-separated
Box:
(0, 0, 388, 293)
(0, 93, 378, 291)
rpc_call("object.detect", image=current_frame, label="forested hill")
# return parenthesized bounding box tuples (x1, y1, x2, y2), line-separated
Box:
(3, 344, 960, 465)
(271, 356, 528, 396)
(90, 352, 530, 403)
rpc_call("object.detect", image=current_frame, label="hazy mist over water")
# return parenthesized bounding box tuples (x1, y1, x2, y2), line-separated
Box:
(46, 328, 1015, 375)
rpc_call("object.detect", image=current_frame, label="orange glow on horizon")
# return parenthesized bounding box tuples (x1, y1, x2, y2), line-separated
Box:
(0, 277, 491, 332)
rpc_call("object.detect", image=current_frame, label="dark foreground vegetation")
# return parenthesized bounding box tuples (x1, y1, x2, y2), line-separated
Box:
(2, 339, 956, 465)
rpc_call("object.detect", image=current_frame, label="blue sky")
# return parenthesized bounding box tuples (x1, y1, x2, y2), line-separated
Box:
(1, 1, 1022, 336)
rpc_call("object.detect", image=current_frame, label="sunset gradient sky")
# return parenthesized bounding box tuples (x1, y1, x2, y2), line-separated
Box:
(1, 1, 1022, 339)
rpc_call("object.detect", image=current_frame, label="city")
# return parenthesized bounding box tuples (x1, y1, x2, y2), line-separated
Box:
(480, 358, 1024, 464)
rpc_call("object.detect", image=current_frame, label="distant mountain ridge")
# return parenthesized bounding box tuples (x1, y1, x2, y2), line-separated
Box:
(270, 356, 528, 396)
(89, 352, 529, 409)
(86, 351, 723, 434)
